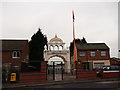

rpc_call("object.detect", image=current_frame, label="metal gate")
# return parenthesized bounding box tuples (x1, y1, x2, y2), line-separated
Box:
(47, 62, 64, 81)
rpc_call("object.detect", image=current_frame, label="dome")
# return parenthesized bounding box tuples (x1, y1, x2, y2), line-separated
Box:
(49, 35, 63, 43)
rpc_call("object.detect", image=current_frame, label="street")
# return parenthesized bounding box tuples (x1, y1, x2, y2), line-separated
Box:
(4, 80, 119, 89)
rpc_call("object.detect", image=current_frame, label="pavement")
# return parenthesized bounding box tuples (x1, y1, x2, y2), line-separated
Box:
(2, 74, 120, 88)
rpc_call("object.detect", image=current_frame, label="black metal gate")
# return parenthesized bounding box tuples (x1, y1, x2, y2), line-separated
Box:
(47, 62, 64, 81)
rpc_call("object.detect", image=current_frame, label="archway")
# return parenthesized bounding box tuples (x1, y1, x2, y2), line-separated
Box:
(44, 35, 70, 73)
(47, 56, 66, 81)
(48, 56, 64, 65)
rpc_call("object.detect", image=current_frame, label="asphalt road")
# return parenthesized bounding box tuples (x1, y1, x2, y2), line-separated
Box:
(23, 80, 120, 89)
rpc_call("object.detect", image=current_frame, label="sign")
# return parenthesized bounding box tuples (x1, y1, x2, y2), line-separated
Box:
(10, 73, 16, 81)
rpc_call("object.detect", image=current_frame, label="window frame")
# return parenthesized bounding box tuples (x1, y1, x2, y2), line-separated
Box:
(90, 51, 96, 57)
(101, 51, 106, 56)
(94, 62, 104, 69)
(12, 51, 20, 59)
(79, 51, 86, 57)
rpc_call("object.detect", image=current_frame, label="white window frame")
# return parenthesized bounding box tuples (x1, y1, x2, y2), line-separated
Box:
(12, 51, 20, 58)
(79, 52, 86, 56)
(101, 51, 106, 56)
(90, 51, 96, 56)
(94, 63, 104, 69)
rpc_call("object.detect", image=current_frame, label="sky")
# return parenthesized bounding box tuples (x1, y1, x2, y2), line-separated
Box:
(0, 0, 119, 58)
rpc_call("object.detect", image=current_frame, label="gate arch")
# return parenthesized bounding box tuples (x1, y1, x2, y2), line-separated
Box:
(44, 35, 70, 73)
(48, 55, 66, 62)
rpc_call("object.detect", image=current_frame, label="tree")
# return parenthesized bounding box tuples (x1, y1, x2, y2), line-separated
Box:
(29, 28, 48, 61)
(82, 37, 87, 43)
(69, 37, 87, 56)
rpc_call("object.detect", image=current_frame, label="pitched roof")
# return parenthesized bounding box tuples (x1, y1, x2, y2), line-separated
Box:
(76, 43, 109, 50)
(1, 40, 28, 51)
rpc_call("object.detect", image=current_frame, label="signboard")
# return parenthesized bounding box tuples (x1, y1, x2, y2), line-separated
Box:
(10, 73, 16, 81)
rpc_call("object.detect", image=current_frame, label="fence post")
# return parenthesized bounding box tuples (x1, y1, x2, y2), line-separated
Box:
(53, 62, 55, 80)
(75, 61, 78, 79)
(61, 62, 64, 80)
(99, 69, 103, 78)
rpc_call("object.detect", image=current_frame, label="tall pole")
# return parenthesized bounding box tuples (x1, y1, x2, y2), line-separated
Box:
(53, 62, 55, 80)
(61, 62, 64, 80)
(72, 10, 77, 63)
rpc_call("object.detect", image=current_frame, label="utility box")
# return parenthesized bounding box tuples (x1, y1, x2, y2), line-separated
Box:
(10, 73, 16, 82)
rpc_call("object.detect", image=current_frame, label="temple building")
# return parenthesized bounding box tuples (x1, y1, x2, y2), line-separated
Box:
(44, 35, 71, 73)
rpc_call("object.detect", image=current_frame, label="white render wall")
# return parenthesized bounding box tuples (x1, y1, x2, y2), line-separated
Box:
(44, 50, 71, 73)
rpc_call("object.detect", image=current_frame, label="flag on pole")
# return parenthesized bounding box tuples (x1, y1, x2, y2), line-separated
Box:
(72, 10, 75, 22)
(72, 10, 77, 62)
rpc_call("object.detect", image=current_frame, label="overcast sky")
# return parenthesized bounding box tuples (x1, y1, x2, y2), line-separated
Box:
(0, 1, 119, 58)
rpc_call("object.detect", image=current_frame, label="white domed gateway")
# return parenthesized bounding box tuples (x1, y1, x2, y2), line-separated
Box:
(48, 35, 64, 50)
(44, 35, 70, 73)
(49, 35, 63, 43)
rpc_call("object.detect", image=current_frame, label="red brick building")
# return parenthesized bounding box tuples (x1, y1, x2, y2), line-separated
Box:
(77, 43, 110, 69)
(1, 40, 29, 68)
(70, 39, 111, 70)
(110, 57, 120, 65)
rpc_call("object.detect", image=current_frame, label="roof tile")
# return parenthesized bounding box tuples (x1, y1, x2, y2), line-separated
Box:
(76, 43, 109, 50)
(1, 40, 28, 51)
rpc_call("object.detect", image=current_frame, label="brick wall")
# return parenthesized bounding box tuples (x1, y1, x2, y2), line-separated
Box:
(77, 50, 110, 61)
(110, 59, 120, 65)
(19, 61, 47, 83)
(76, 61, 97, 79)
(20, 73, 47, 82)
(2, 43, 29, 67)
(76, 71, 97, 79)
(100, 69, 120, 78)
(2, 52, 22, 66)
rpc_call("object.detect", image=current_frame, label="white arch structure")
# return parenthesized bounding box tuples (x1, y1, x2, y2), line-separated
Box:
(44, 35, 70, 73)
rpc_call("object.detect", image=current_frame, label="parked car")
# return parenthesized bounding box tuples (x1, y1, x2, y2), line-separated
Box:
(103, 65, 120, 71)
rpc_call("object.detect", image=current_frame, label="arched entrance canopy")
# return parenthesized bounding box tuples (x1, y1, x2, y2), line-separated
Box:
(44, 35, 70, 73)
(48, 55, 66, 63)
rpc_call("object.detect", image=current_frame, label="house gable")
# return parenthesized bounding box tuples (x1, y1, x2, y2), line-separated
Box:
(1, 39, 29, 66)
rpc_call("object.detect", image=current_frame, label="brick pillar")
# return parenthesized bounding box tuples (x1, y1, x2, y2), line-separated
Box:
(40, 61, 47, 73)
(99, 69, 104, 78)
(76, 61, 83, 79)
(40, 61, 48, 80)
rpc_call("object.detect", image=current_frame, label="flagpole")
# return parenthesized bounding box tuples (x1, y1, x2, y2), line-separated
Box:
(72, 10, 77, 62)
(72, 10, 77, 71)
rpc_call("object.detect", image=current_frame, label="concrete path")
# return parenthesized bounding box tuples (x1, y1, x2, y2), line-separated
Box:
(47, 73, 76, 81)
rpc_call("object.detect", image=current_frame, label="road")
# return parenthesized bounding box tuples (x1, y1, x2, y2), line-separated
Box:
(23, 80, 120, 89)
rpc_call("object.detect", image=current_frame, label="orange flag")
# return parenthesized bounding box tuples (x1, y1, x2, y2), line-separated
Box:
(72, 10, 77, 61)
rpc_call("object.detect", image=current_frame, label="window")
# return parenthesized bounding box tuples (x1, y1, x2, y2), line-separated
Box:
(79, 52, 86, 56)
(90, 51, 95, 56)
(59, 46, 63, 50)
(50, 45, 54, 50)
(94, 63, 104, 69)
(101, 51, 106, 56)
(103, 65, 120, 71)
(12, 51, 20, 58)
(54, 45, 58, 50)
